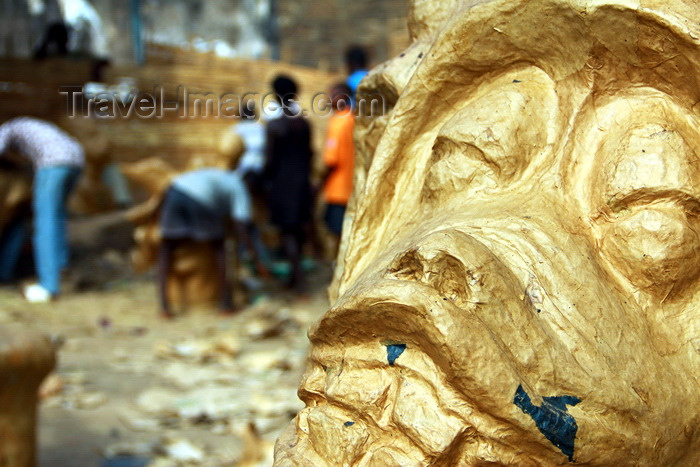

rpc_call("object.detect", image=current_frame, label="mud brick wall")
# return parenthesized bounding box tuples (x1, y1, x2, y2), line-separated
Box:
(0, 0, 410, 71)
(278, 0, 410, 71)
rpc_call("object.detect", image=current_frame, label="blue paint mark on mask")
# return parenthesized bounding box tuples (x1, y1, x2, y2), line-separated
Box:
(344, 421, 355, 427)
(385, 343, 406, 366)
(513, 384, 581, 462)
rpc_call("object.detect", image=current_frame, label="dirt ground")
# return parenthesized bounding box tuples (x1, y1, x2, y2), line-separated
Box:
(0, 211, 332, 467)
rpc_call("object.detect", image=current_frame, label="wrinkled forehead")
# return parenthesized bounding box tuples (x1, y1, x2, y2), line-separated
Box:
(396, 0, 700, 149)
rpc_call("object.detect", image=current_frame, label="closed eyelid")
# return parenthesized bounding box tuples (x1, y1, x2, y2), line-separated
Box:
(429, 76, 556, 181)
(430, 136, 490, 168)
(600, 188, 700, 215)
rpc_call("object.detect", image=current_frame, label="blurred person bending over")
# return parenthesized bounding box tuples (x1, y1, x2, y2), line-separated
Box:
(158, 167, 260, 318)
(321, 83, 355, 256)
(265, 75, 313, 292)
(0, 117, 84, 302)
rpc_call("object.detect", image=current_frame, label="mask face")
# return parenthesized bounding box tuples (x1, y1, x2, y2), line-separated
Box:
(275, 1, 700, 465)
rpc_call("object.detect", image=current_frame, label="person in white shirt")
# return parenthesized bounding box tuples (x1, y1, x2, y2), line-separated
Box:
(233, 101, 266, 179)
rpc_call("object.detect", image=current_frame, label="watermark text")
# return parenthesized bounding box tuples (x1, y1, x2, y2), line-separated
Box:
(60, 85, 388, 120)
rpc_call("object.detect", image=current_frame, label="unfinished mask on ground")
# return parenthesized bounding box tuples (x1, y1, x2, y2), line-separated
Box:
(275, 0, 700, 465)
(0, 326, 55, 467)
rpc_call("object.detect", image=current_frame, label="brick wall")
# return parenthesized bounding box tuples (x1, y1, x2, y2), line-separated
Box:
(0, 0, 410, 70)
(278, 0, 410, 71)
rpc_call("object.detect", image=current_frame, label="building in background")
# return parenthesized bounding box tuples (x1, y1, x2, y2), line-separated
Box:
(0, 0, 409, 70)
(278, 0, 409, 71)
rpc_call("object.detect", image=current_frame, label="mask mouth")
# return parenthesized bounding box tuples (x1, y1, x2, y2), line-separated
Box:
(287, 287, 586, 464)
(311, 228, 585, 404)
(278, 401, 549, 466)
(281, 226, 699, 465)
(287, 279, 571, 464)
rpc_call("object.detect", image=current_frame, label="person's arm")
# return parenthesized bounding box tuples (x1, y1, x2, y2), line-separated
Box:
(233, 220, 268, 276)
(321, 119, 340, 187)
(0, 122, 31, 172)
(219, 129, 245, 170)
(0, 121, 13, 158)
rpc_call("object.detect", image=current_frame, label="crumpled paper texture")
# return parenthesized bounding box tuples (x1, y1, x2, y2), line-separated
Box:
(276, 0, 700, 465)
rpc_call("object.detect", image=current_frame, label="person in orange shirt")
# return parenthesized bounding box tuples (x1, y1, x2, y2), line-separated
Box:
(322, 83, 355, 247)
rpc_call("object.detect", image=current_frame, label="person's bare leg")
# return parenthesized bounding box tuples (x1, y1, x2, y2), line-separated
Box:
(283, 229, 306, 293)
(214, 239, 234, 314)
(158, 239, 177, 319)
(304, 219, 324, 262)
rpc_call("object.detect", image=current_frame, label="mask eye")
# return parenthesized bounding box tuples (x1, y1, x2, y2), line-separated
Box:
(421, 137, 497, 204)
(596, 204, 700, 298)
(421, 68, 557, 205)
(387, 246, 473, 308)
(600, 125, 699, 206)
(590, 120, 700, 299)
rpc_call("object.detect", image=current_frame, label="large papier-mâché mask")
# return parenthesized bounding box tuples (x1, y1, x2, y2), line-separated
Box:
(275, 0, 700, 464)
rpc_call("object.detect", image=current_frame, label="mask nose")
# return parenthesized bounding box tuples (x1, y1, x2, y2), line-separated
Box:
(383, 229, 506, 311)
(386, 241, 477, 309)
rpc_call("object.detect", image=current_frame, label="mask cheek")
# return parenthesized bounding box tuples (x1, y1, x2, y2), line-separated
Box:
(305, 405, 371, 463)
(421, 140, 499, 204)
(392, 376, 466, 456)
(324, 367, 396, 424)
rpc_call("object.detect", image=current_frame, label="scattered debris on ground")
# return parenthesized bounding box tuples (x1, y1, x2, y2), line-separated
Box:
(1, 212, 331, 466)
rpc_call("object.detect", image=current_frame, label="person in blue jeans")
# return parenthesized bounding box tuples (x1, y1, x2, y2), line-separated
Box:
(0, 117, 84, 302)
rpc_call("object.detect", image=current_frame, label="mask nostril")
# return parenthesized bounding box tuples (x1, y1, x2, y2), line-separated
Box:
(386, 247, 474, 308)
(298, 366, 328, 407)
(387, 248, 424, 281)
